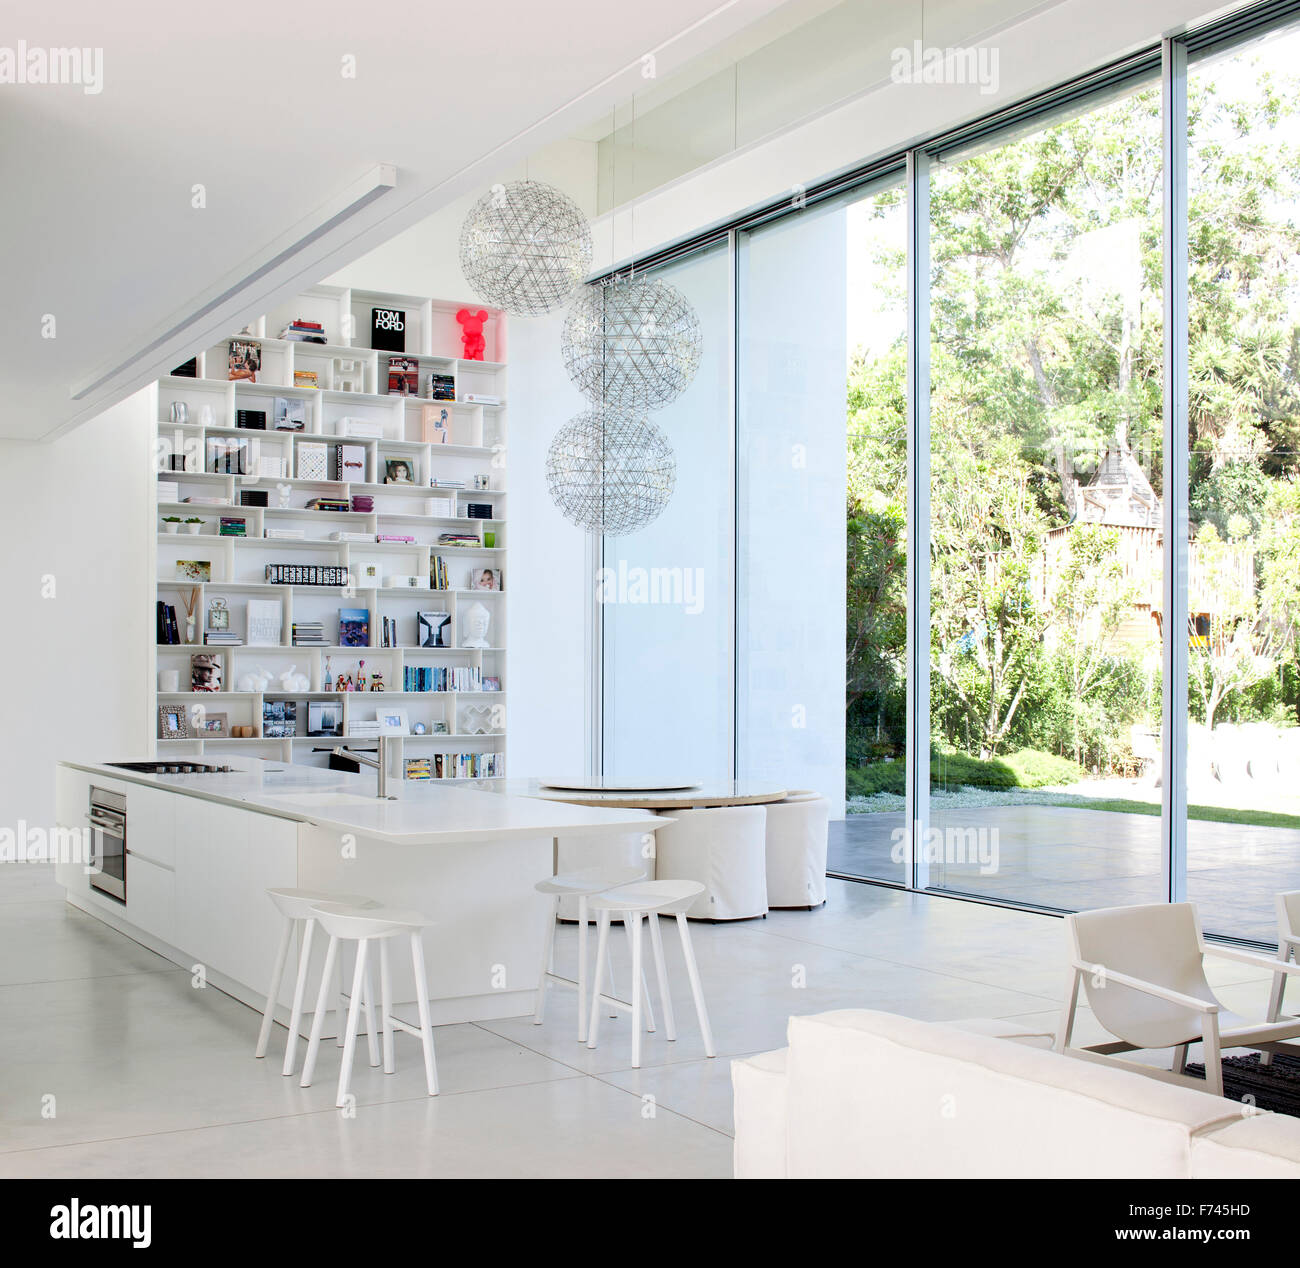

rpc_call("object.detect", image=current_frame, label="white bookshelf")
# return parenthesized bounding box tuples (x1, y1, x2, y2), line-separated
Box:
(150, 284, 508, 783)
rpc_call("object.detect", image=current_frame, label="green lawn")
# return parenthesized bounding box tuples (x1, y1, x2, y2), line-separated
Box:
(1041, 797, 1300, 831)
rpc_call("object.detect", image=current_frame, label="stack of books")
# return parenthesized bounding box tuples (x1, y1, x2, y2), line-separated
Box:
(402, 666, 481, 693)
(430, 478, 466, 489)
(426, 373, 456, 401)
(438, 531, 481, 548)
(280, 318, 327, 343)
(465, 502, 493, 520)
(347, 719, 382, 739)
(404, 757, 433, 781)
(379, 615, 400, 647)
(156, 601, 181, 644)
(265, 528, 306, 540)
(291, 621, 328, 646)
(430, 752, 502, 779)
(204, 630, 242, 647)
(429, 555, 451, 590)
(377, 532, 415, 544)
(305, 497, 351, 513)
(329, 530, 373, 542)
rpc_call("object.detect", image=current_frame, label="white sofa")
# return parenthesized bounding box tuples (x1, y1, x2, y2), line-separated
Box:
(732, 1009, 1300, 1178)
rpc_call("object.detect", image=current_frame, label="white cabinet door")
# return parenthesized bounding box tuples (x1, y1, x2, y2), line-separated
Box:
(128, 786, 176, 869)
(172, 799, 298, 997)
(126, 852, 175, 947)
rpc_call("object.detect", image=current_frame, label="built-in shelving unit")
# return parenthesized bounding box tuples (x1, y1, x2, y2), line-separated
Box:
(150, 284, 508, 783)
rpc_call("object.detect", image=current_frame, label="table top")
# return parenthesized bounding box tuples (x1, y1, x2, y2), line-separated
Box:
(498, 778, 790, 809)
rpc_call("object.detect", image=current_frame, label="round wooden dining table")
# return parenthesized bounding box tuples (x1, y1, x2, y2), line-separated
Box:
(499, 777, 790, 810)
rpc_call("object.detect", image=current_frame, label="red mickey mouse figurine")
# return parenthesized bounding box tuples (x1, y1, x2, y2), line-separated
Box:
(456, 308, 488, 360)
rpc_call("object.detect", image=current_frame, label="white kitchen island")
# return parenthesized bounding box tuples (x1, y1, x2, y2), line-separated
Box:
(54, 758, 666, 1029)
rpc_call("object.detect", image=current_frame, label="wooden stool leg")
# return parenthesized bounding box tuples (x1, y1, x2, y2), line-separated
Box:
(648, 911, 676, 1042)
(380, 937, 395, 1074)
(533, 894, 558, 1025)
(300, 933, 339, 1088)
(337, 938, 368, 1107)
(256, 914, 294, 1059)
(677, 913, 715, 1057)
(586, 909, 612, 1051)
(281, 917, 316, 1077)
(410, 932, 438, 1095)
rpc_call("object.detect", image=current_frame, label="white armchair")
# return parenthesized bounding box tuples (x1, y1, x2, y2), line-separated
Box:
(1056, 901, 1300, 1096)
(1262, 891, 1300, 1066)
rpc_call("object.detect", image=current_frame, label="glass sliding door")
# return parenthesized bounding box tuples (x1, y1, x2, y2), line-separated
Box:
(737, 178, 908, 882)
(601, 242, 735, 782)
(1185, 26, 1300, 943)
(927, 81, 1168, 907)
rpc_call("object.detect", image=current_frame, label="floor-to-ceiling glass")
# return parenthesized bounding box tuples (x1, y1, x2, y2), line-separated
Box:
(1185, 26, 1300, 943)
(737, 179, 908, 881)
(601, 242, 735, 781)
(927, 81, 1168, 907)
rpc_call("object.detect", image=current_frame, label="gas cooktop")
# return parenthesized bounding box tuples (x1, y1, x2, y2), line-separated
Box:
(107, 761, 234, 775)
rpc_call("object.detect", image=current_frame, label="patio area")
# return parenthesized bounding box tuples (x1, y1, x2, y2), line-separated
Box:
(828, 804, 1300, 944)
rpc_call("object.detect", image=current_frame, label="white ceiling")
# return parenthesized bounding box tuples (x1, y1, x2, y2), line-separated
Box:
(0, 0, 791, 440)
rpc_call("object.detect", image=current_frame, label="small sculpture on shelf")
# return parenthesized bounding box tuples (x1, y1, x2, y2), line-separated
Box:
(236, 666, 273, 693)
(369, 669, 384, 692)
(278, 664, 310, 692)
(456, 308, 488, 361)
(276, 482, 292, 509)
(356, 660, 367, 692)
(461, 600, 491, 649)
(336, 672, 352, 693)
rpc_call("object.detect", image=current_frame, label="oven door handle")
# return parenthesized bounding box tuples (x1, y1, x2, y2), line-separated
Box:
(86, 812, 125, 834)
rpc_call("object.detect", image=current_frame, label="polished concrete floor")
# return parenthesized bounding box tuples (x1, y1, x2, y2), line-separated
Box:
(829, 808, 1300, 943)
(0, 861, 1279, 1178)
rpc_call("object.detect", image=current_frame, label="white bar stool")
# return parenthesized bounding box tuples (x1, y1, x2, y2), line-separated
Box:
(534, 864, 653, 1042)
(255, 887, 380, 1077)
(299, 902, 439, 1108)
(586, 879, 716, 1069)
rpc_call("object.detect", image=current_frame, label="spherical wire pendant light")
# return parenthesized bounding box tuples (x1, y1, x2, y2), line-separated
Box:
(561, 275, 702, 410)
(545, 408, 676, 536)
(459, 180, 592, 316)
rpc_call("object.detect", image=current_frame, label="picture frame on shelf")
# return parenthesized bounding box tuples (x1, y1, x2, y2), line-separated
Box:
(482, 676, 501, 692)
(470, 567, 500, 591)
(157, 704, 191, 740)
(307, 700, 343, 737)
(199, 711, 228, 735)
(376, 708, 409, 735)
(384, 458, 415, 485)
(191, 653, 222, 692)
(176, 560, 211, 583)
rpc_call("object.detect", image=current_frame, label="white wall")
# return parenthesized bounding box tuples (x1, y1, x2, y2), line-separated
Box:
(0, 388, 154, 856)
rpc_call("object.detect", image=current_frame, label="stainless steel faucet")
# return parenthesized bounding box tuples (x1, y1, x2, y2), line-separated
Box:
(333, 736, 392, 798)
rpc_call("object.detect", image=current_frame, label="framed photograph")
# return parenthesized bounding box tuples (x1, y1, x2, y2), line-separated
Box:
(176, 559, 211, 583)
(199, 712, 228, 735)
(482, 676, 501, 692)
(384, 458, 416, 485)
(307, 700, 343, 737)
(430, 720, 449, 734)
(157, 704, 191, 740)
(376, 708, 410, 735)
(470, 567, 501, 592)
(191, 652, 222, 692)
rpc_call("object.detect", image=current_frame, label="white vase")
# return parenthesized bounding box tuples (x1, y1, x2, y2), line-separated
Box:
(162, 522, 179, 534)
(184, 522, 201, 534)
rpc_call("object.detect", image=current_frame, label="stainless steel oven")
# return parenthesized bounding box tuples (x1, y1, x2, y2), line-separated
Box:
(87, 786, 126, 903)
